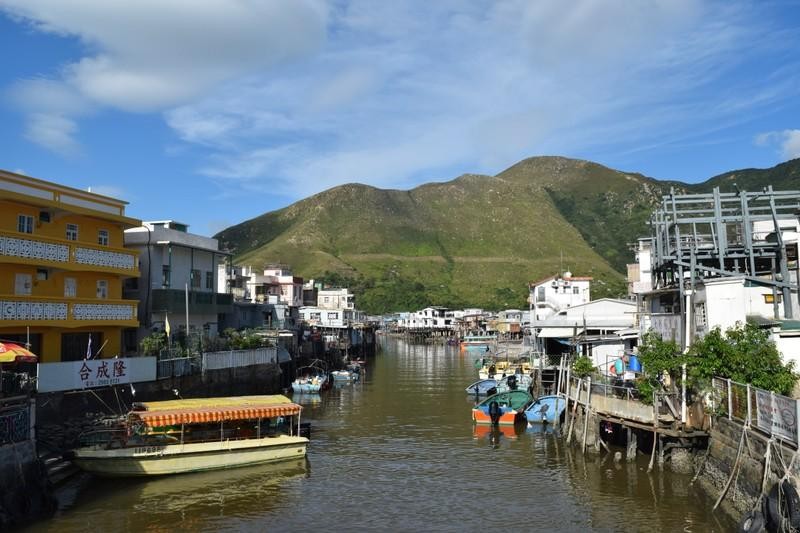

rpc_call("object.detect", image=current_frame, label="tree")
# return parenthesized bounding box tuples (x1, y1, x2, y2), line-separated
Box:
(635, 330, 684, 403)
(572, 355, 594, 378)
(687, 323, 796, 395)
(139, 331, 167, 356)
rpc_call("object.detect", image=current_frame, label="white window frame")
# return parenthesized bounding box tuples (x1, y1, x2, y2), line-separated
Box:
(66, 223, 79, 241)
(18, 214, 34, 234)
(15, 273, 32, 295)
(65, 277, 77, 297)
(96, 279, 108, 299)
(98, 229, 109, 246)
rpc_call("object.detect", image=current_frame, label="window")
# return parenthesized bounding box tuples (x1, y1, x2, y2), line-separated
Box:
(324, 296, 330, 303)
(191, 269, 201, 288)
(98, 229, 109, 246)
(64, 278, 77, 297)
(573, 287, 579, 294)
(36, 268, 48, 281)
(162, 265, 171, 288)
(764, 294, 782, 304)
(96, 280, 108, 299)
(17, 214, 34, 234)
(14, 273, 32, 295)
(328, 312, 338, 320)
(537, 286, 545, 302)
(205, 271, 214, 290)
(66, 223, 78, 241)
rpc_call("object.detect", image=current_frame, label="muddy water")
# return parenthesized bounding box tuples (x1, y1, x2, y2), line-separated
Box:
(29, 339, 734, 532)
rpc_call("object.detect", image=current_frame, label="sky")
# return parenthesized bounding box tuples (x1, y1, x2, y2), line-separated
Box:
(1, 1, 799, 237)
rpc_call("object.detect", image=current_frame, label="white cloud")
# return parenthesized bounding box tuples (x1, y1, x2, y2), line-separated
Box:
(4, 0, 797, 198)
(167, 0, 776, 197)
(2, 0, 327, 154)
(756, 130, 800, 160)
(23, 113, 80, 156)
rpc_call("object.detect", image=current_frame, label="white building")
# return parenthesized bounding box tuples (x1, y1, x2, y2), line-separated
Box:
(124, 220, 232, 340)
(627, 238, 653, 297)
(299, 307, 364, 328)
(535, 298, 638, 372)
(528, 272, 592, 321)
(217, 264, 303, 308)
(317, 288, 355, 310)
(397, 307, 454, 330)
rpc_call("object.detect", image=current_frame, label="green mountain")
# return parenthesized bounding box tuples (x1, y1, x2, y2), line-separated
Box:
(215, 156, 800, 314)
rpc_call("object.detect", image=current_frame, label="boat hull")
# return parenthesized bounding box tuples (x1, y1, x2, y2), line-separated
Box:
(72, 435, 308, 477)
(524, 396, 566, 424)
(472, 408, 522, 426)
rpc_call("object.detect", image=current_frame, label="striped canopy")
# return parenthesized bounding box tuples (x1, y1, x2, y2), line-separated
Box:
(129, 396, 301, 428)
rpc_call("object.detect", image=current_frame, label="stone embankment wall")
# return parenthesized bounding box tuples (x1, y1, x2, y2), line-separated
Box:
(697, 417, 799, 518)
(37, 362, 283, 452)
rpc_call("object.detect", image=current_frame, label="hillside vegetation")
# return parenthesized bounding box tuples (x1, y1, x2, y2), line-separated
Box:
(215, 156, 800, 314)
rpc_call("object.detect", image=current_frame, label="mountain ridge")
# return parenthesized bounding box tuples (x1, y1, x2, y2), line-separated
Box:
(216, 156, 800, 313)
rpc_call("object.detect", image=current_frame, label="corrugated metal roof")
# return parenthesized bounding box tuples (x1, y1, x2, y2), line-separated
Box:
(746, 315, 781, 327)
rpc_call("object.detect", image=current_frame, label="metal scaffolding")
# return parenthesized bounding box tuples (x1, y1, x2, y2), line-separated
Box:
(650, 186, 800, 323)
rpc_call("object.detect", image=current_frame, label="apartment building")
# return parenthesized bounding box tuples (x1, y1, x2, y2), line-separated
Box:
(0, 170, 140, 361)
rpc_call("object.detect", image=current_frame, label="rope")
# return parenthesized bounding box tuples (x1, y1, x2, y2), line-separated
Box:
(690, 445, 713, 486)
(713, 422, 748, 510)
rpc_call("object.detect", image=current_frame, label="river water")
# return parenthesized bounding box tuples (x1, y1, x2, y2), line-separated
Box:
(29, 339, 735, 532)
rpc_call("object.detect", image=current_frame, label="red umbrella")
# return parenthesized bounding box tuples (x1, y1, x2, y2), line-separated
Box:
(0, 342, 38, 363)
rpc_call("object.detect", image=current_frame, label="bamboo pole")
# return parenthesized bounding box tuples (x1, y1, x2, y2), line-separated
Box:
(582, 377, 592, 454)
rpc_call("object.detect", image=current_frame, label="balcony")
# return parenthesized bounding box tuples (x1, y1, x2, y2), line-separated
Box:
(0, 231, 139, 275)
(0, 295, 139, 326)
(151, 289, 233, 314)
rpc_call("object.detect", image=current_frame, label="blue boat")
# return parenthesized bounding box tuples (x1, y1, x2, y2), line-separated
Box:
(465, 379, 498, 396)
(523, 395, 566, 424)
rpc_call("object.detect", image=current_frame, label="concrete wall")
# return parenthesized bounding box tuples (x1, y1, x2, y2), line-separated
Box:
(0, 439, 56, 528)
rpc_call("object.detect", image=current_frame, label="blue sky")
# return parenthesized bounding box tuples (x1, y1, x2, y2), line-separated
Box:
(1, 1, 799, 237)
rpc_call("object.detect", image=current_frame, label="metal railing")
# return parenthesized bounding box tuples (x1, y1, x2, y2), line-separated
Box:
(202, 347, 278, 371)
(712, 376, 799, 446)
(156, 356, 196, 378)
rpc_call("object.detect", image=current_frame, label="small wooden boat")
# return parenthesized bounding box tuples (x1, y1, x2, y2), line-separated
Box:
(70, 395, 308, 477)
(523, 395, 566, 424)
(465, 379, 498, 396)
(292, 360, 330, 393)
(472, 390, 533, 426)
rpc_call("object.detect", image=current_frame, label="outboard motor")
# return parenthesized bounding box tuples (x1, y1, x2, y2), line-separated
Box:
(488, 401, 501, 426)
(507, 375, 517, 391)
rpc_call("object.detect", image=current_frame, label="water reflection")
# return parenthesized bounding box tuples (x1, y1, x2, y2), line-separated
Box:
(35, 338, 735, 532)
(32, 459, 308, 532)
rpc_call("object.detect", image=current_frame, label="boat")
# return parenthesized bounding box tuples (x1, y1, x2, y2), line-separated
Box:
(460, 334, 496, 354)
(69, 395, 309, 477)
(523, 395, 566, 424)
(465, 379, 498, 396)
(494, 373, 533, 394)
(292, 360, 330, 393)
(476, 357, 515, 380)
(471, 390, 533, 426)
(331, 369, 359, 382)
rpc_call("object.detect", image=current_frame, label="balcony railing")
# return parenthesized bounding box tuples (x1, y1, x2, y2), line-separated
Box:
(0, 231, 138, 273)
(0, 296, 138, 323)
(151, 289, 233, 314)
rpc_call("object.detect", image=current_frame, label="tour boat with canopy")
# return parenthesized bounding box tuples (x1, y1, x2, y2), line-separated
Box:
(70, 395, 308, 477)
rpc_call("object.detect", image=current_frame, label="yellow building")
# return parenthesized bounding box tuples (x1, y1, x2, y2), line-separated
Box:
(0, 170, 141, 362)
